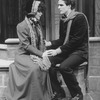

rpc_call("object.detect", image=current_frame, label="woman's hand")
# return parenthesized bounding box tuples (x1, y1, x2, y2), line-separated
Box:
(30, 55, 51, 71)
(30, 55, 47, 70)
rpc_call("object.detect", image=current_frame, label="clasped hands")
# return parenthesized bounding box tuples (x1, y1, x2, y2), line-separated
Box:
(30, 49, 60, 71)
(30, 55, 50, 71)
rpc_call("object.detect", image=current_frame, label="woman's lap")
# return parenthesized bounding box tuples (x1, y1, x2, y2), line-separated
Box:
(5, 54, 51, 100)
(15, 54, 40, 70)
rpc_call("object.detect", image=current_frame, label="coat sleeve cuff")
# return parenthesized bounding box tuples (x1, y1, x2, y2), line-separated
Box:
(56, 48, 62, 54)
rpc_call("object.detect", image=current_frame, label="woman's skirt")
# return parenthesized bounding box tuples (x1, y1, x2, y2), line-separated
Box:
(5, 54, 53, 100)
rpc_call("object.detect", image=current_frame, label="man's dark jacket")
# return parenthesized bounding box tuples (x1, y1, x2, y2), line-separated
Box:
(50, 13, 89, 60)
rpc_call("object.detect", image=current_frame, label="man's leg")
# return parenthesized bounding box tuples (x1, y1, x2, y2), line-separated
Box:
(48, 55, 66, 99)
(59, 54, 86, 99)
(49, 67, 62, 93)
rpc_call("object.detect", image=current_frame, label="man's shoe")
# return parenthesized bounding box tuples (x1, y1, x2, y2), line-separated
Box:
(70, 94, 83, 100)
(52, 92, 66, 100)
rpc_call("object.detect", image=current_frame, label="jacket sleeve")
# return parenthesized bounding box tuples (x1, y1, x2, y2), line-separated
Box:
(17, 24, 43, 58)
(60, 14, 88, 54)
(48, 20, 65, 49)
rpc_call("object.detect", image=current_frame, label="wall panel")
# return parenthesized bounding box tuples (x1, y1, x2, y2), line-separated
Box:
(95, 0, 100, 36)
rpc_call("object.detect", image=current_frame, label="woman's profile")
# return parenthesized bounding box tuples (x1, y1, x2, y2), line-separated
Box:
(5, 0, 52, 100)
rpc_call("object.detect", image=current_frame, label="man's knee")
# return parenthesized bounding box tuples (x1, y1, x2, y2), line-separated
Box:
(59, 63, 71, 72)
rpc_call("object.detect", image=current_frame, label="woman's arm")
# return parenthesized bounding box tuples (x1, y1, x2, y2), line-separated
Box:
(17, 23, 43, 58)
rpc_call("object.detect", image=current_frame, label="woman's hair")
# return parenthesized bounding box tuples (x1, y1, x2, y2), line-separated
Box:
(63, 0, 76, 10)
(37, 1, 45, 12)
(24, 0, 45, 17)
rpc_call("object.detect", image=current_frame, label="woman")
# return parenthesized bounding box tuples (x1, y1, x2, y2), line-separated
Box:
(5, 0, 52, 100)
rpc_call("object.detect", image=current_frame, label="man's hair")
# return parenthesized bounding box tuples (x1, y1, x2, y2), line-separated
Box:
(63, 0, 76, 10)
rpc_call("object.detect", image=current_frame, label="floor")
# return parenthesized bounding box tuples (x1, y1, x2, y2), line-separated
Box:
(63, 92, 100, 100)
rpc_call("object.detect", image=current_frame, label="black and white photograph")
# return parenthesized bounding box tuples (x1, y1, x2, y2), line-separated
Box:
(0, 0, 100, 100)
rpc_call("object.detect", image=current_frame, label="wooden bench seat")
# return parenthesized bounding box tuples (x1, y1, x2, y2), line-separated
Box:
(0, 59, 14, 71)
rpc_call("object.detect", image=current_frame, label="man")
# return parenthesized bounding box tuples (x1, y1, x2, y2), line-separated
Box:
(43, 0, 89, 100)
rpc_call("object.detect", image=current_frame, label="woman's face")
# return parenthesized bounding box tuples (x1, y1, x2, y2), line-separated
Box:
(35, 12, 43, 20)
(58, 0, 71, 15)
(31, 1, 43, 20)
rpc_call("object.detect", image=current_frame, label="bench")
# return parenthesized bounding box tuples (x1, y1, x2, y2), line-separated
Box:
(4, 38, 19, 59)
(0, 59, 14, 71)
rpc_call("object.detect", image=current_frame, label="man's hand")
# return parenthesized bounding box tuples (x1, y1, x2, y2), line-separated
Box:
(42, 50, 52, 57)
(45, 50, 57, 56)
(42, 48, 62, 57)
(44, 40, 52, 47)
(45, 48, 62, 56)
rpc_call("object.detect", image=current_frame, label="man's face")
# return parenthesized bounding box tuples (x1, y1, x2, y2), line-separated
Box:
(58, 0, 71, 15)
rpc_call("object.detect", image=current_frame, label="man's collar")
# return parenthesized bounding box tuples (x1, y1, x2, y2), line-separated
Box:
(61, 10, 79, 22)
